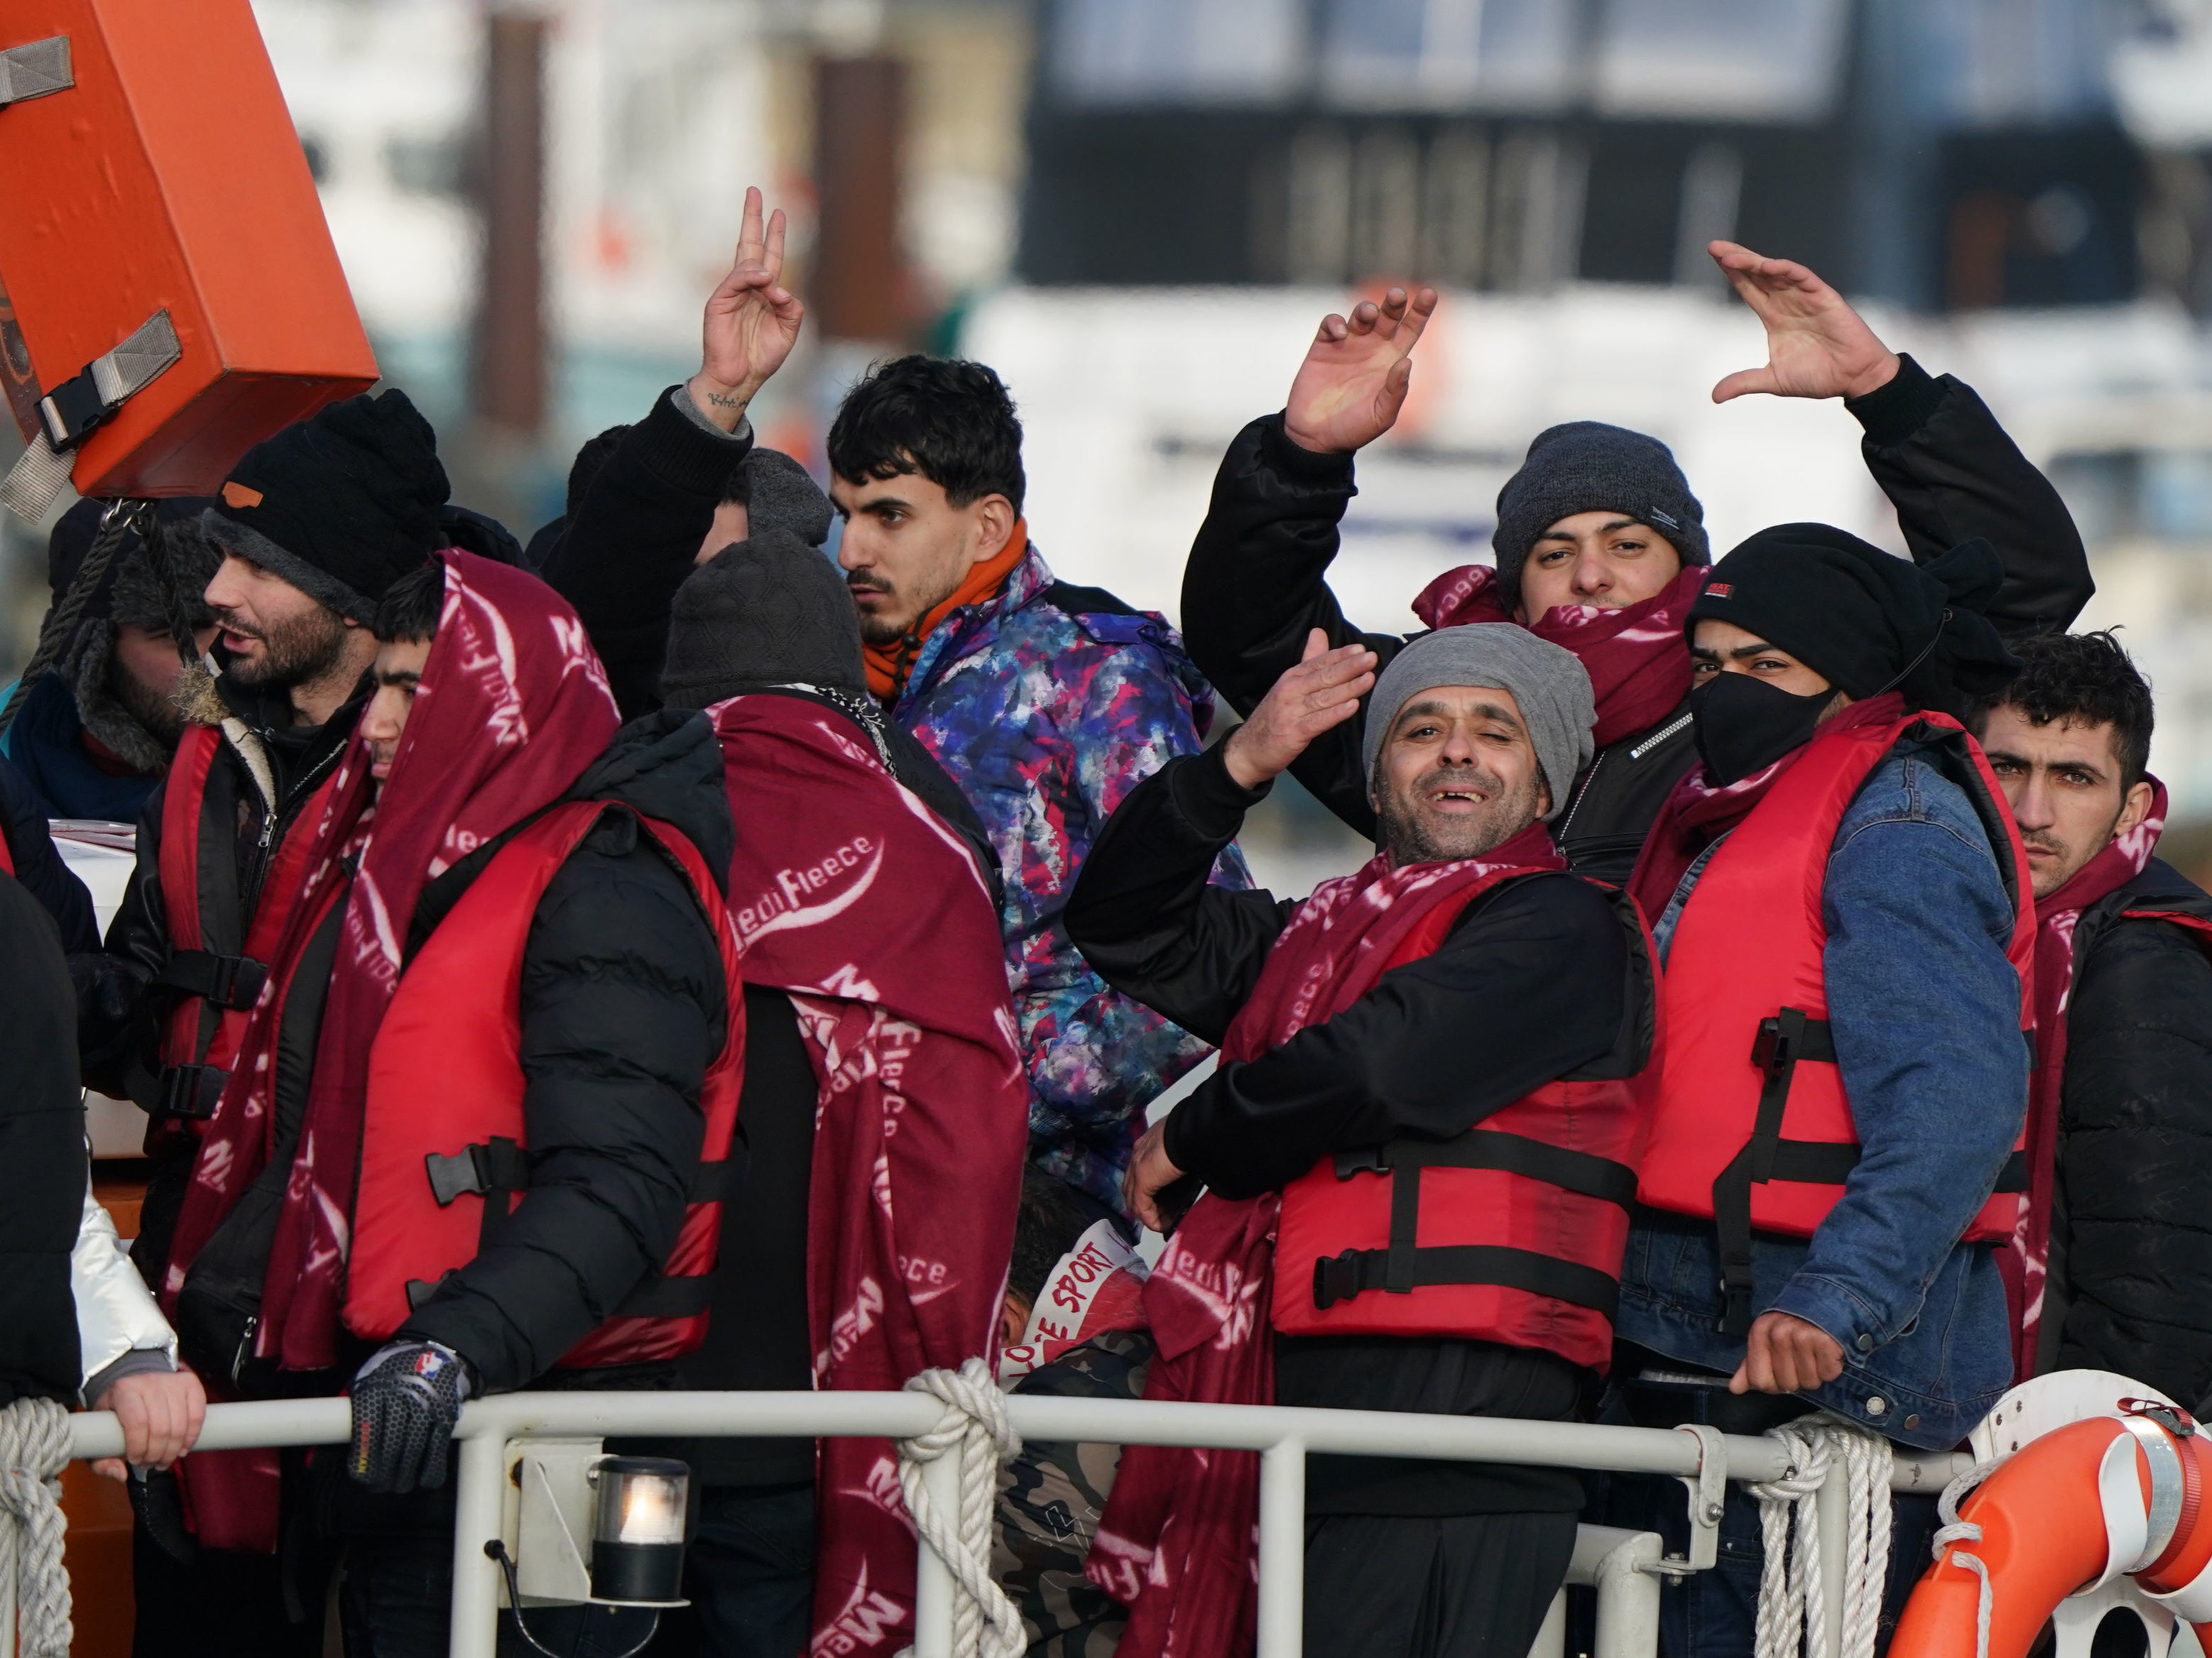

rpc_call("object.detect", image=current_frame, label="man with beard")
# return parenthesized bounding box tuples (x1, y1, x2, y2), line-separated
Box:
(1608, 527, 2033, 1654)
(1065, 626, 1659, 1658)
(80, 388, 456, 1658)
(1964, 633, 2212, 1405)
(5, 498, 220, 822)
(156, 550, 738, 1658)
(538, 186, 1243, 1221)
(1181, 241, 2091, 882)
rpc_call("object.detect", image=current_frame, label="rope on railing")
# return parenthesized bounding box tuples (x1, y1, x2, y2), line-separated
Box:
(896, 1359, 1026, 1658)
(1929, 1459, 2002, 1658)
(0, 1397, 74, 1658)
(1751, 1418, 1894, 1658)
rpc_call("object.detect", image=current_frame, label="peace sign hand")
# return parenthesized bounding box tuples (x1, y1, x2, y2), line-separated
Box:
(690, 185, 806, 432)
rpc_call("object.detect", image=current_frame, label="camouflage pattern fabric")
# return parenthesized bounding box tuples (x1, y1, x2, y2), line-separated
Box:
(888, 542, 1251, 1213)
(995, 1327, 1156, 1656)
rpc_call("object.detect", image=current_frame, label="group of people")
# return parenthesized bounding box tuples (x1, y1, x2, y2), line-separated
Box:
(0, 184, 2203, 1658)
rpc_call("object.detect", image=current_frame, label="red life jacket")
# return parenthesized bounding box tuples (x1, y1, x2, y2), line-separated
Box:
(151, 724, 341, 1127)
(1271, 867, 1662, 1370)
(344, 800, 746, 1368)
(1636, 711, 2035, 1335)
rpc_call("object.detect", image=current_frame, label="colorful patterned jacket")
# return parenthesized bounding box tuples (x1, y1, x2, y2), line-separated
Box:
(886, 545, 1251, 1211)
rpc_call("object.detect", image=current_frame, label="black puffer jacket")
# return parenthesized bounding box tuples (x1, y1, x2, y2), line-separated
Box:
(0, 871, 89, 1407)
(2045, 858, 2212, 1408)
(1180, 356, 2093, 882)
(0, 753, 98, 954)
(392, 710, 735, 1394)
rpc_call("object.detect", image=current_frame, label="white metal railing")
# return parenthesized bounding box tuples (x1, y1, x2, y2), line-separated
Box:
(58, 1389, 1973, 1658)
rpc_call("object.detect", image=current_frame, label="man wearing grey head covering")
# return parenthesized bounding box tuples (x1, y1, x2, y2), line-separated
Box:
(1358, 624, 1596, 827)
(1065, 623, 1655, 1658)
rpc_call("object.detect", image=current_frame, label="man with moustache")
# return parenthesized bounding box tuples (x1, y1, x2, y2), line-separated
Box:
(156, 549, 736, 1658)
(1067, 626, 1658, 1658)
(1965, 632, 2212, 1406)
(540, 185, 1248, 1219)
(1181, 241, 2091, 883)
(77, 389, 457, 1658)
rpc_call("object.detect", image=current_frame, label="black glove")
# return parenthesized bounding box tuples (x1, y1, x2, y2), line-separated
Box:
(348, 1341, 473, 1493)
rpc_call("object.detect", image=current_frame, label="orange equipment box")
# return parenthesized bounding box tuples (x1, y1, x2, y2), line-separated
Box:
(0, 0, 378, 501)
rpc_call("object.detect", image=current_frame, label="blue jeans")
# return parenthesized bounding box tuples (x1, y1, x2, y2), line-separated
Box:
(636, 1483, 816, 1658)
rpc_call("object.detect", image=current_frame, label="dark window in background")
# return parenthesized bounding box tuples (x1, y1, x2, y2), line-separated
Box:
(1020, 0, 2142, 312)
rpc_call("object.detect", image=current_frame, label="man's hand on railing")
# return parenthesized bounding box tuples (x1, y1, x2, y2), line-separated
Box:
(349, 1340, 474, 1493)
(87, 1365, 206, 1480)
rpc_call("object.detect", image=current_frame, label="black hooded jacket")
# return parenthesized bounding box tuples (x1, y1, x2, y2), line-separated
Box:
(1180, 357, 2095, 882)
(2042, 857, 2212, 1409)
(388, 710, 734, 1393)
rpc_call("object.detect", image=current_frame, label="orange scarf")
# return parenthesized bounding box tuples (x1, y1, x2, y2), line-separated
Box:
(863, 520, 1029, 701)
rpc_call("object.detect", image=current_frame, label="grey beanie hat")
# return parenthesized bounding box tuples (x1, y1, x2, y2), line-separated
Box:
(660, 529, 866, 707)
(1361, 624, 1597, 820)
(1491, 421, 1709, 606)
(731, 447, 834, 550)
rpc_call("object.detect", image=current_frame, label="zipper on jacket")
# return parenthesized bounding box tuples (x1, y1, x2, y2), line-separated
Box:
(1628, 711, 1694, 762)
(238, 733, 347, 918)
(1557, 751, 1606, 843)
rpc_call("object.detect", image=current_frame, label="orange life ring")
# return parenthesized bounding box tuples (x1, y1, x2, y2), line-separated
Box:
(1894, 1407, 2212, 1658)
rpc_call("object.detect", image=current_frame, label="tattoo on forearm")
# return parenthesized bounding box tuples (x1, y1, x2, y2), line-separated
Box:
(706, 390, 746, 411)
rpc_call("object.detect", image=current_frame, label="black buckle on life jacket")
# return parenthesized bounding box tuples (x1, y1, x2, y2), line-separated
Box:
(1313, 1250, 1366, 1311)
(1713, 1008, 1840, 1338)
(424, 1138, 530, 1251)
(156, 949, 268, 1012)
(154, 1063, 227, 1122)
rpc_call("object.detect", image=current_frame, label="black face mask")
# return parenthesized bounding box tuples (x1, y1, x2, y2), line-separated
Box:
(1691, 671, 1832, 787)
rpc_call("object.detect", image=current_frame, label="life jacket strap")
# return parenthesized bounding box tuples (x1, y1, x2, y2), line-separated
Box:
(154, 948, 269, 1011)
(153, 1062, 227, 1122)
(423, 1138, 530, 1253)
(1319, 1129, 1638, 1311)
(1711, 1008, 2027, 1336)
(1312, 1244, 1620, 1318)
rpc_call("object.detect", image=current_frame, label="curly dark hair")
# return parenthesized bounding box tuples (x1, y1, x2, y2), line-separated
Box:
(1966, 630, 2153, 789)
(827, 354, 1025, 513)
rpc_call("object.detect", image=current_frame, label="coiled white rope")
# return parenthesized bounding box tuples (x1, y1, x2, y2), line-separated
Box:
(1929, 1460, 2001, 1658)
(1753, 1421, 1832, 1658)
(0, 1397, 73, 1658)
(1750, 1418, 1895, 1658)
(896, 1358, 1025, 1658)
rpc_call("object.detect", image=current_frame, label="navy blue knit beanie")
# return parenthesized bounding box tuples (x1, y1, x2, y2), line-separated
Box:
(1492, 422, 1709, 606)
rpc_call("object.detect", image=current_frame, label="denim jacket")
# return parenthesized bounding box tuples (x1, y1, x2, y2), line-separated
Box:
(1617, 737, 2028, 1450)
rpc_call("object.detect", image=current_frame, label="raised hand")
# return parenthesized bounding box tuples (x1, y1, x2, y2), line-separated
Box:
(1709, 241, 1900, 404)
(1283, 286, 1439, 455)
(1222, 629, 1378, 790)
(690, 185, 806, 432)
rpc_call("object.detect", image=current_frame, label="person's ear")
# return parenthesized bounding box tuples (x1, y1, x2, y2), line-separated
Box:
(998, 1294, 1030, 1349)
(1535, 777, 1552, 819)
(2115, 778, 2156, 842)
(970, 493, 1018, 566)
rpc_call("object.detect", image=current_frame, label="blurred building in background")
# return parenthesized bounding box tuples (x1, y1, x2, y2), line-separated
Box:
(6, 0, 2212, 857)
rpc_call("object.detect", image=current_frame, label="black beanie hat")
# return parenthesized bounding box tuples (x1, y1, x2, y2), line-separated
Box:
(1492, 421, 1709, 606)
(199, 388, 450, 623)
(660, 530, 866, 707)
(1687, 524, 2021, 714)
(736, 447, 834, 549)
